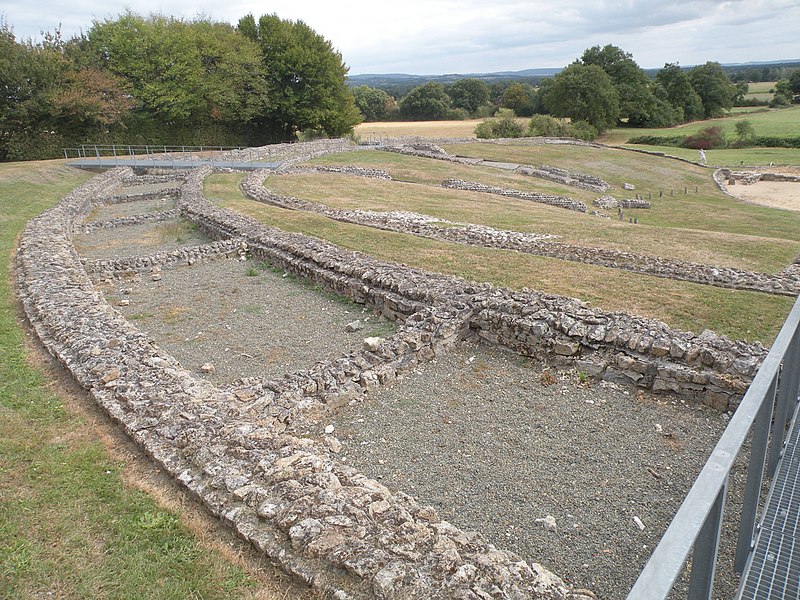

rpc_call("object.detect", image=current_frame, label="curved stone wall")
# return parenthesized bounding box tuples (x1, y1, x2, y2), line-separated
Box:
(18, 166, 596, 599)
(17, 138, 788, 597)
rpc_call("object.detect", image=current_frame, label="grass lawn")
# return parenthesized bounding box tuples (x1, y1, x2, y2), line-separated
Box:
(602, 105, 800, 144)
(310, 147, 800, 264)
(207, 173, 795, 344)
(0, 160, 306, 599)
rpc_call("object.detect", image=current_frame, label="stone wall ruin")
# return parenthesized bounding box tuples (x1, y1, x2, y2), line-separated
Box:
(15, 138, 792, 598)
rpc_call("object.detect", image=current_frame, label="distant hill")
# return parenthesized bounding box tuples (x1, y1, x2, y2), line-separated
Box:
(348, 60, 800, 95)
(346, 68, 561, 95)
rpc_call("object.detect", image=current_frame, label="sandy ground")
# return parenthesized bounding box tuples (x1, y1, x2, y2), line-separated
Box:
(726, 168, 800, 211)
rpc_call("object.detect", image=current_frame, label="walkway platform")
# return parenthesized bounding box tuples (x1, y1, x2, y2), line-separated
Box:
(69, 158, 281, 171)
(739, 399, 800, 599)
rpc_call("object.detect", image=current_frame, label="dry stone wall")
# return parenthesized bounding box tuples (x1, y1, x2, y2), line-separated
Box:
(210, 168, 766, 410)
(17, 139, 790, 597)
(244, 169, 799, 297)
(442, 179, 588, 213)
(18, 166, 593, 600)
(513, 165, 610, 193)
(78, 208, 179, 233)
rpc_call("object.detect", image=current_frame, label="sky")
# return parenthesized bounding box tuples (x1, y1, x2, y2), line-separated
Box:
(4, 0, 800, 75)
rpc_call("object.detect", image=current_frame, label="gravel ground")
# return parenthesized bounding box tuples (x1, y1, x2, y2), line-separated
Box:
(73, 218, 210, 260)
(101, 259, 395, 384)
(100, 181, 181, 197)
(322, 343, 745, 599)
(87, 196, 176, 221)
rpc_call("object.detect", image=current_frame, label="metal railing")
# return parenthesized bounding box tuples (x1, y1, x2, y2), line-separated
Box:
(62, 144, 282, 169)
(627, 294, 800, 599)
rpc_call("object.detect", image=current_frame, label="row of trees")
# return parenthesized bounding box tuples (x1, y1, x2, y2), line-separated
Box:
(0, 13, 361, 161)
(352, 79, 541, 122)
(355, 45, 786, 135)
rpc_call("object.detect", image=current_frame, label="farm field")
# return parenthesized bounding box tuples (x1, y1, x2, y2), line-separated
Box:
(743, 80, 775, 102)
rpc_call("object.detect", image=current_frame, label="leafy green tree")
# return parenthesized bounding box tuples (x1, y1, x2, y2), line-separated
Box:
(543, 63, 619, 132)
(399, 82, 451, 120)
(448, 78, 490, 114)
(352, 86, 394, 121)
(790, 70, 800, 95)
(500, 83, 536, 117)
(774, 79, 791, 98)
(654, 63, 704, 122)
(238, 13, 360, 140)
(527, 114, 596, 140)
(734, 119, 755, 142)
(0, 20, 135, 160)
(580, 44, 656, 125)
(641, 82, 684, 127)
(688, 62, 736, 118)
(87, 14, 269, 132)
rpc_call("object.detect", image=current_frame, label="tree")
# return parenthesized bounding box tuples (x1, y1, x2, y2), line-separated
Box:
(543, 63, 619, 132)
(654, 63, 704, 122)
(790, 70, 800, 95)
(238, 13, 360, 140)
(774, 79, 792, 98)
(580, 44, 655, 125)
(448, 78, 490, 114)
(352, 86, 394, 121)
(87, 14, 269, 133)
(734, 119, 755, 143)
(399, 82, 451, 120)
(688, 62, 736, 118)
(500, 83, 536, 117)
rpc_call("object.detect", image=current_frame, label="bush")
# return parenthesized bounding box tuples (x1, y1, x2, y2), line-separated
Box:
(570, 120, 598, 141)
(448, 107, 470, 121)
(474, 108, 525, 139)
(769, 94, 791, 108)
(526, 114, 598, 141)
(682, 126, 727, 150)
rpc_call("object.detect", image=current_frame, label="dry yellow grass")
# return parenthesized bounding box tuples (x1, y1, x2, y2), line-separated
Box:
(354, 119, 482, 139)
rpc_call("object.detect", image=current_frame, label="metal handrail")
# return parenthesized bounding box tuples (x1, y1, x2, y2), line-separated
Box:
(627, 294, 800, 599)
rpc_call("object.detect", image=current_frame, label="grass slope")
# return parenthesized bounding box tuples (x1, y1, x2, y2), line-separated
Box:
(0, 161, 294, 599)
(206, 173, 794, 344)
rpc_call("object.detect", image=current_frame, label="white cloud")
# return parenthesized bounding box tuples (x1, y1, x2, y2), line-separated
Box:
(3, 0, 799, 73)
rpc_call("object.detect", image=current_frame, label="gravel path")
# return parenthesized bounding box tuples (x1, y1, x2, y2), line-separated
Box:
(322, 343, 744, 599)
(101, 259, 395, 384)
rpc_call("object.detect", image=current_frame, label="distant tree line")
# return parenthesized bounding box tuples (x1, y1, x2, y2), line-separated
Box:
(0, 13, 361, 161)
(354, 45, 800, 139)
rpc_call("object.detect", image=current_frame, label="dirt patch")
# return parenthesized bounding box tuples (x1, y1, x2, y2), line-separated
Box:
(725, 167, 800, 211)
(727, 180, 800, 211)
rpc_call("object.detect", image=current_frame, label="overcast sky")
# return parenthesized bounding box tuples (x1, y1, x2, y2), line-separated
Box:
(4, 0, 799, 75)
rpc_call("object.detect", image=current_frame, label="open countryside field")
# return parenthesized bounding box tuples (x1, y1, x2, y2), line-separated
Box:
(744, 80, 776, 101)
(602, 104, 800, 144)
(207, 142, 799, 343)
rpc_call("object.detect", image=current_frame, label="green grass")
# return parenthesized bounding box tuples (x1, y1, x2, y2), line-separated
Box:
(304, 148, 800, 272)
(206, 173, 794, 344)
(603, 105, 800, 144)
(0, 160, 268, 599)
(620, 144, 800, 166)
